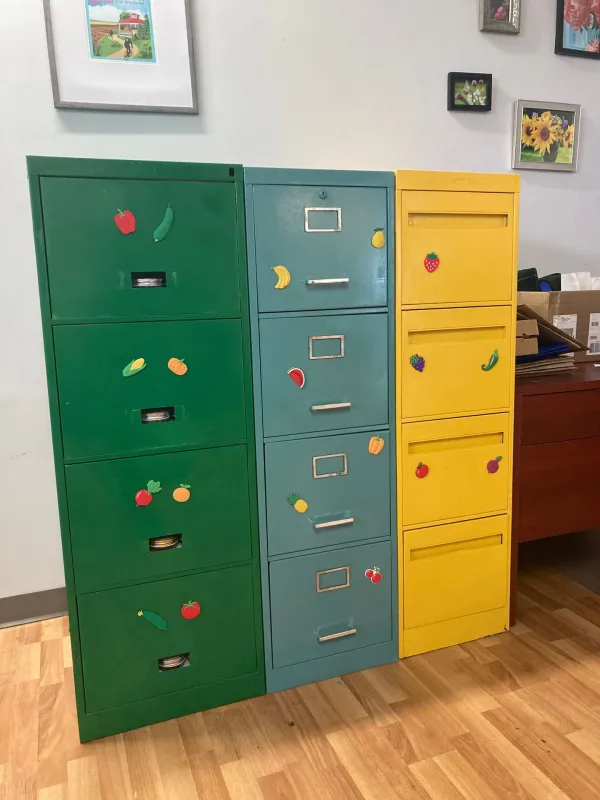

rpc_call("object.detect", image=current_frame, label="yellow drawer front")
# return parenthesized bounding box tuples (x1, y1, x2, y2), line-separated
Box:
(403, 516, 508, 631)
(402, 414, 510, 527)
(401, 306, 512, 420)
(400, 191, 514, 306)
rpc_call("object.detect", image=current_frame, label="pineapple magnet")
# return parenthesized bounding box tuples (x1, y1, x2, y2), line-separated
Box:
(137, 610, 168, 631)
(168, 358, 188, 376)
(368, 435, 385, 455)
(288, 493, 308, 514)
(371, 228, 385, 249)
(123, 358, 146, 377)
(135, 480, 161, 507)
(173, 485, 191, 503)
(410, 354, 425, 373)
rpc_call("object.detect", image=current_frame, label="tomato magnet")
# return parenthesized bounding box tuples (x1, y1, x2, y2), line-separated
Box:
(181, 601, 201, 620)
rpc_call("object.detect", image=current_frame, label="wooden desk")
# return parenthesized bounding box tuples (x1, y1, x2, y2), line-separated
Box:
(511, 363, 600, 625)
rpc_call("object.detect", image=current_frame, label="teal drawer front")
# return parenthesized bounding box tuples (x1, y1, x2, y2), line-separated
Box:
(79, 565, 257, 713)
(265, 432, 390, 556)
(67, 446, 252, 593)
(259, 314, 388, 437)
(270, 541, 392, 669)
(251, 184, 388, 313)
(41, 177, 241, 321)
(54, 319, 246, 460)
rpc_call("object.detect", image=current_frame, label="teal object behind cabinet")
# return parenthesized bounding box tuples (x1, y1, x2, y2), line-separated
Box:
(245, 168, 397, 693)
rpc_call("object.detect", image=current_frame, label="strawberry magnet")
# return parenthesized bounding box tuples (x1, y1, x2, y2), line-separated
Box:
(424, 253, 440, 273)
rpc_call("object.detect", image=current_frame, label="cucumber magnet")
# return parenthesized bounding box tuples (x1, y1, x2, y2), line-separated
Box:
(481, 350, 499, 372)
(154, 204, 174, 242)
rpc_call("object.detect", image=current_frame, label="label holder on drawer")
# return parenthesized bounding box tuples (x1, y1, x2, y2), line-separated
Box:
(309, 335, 345, 360)
(313, 452, 348, 479)
(304, 207, 342, 233)
(316, 566, 350, 593)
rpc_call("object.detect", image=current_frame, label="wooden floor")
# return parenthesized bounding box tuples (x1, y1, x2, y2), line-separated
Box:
(5, 569, 600, 799)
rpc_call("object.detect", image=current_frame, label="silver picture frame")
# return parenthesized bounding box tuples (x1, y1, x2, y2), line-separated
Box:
(43, 0, 198, 114)
(512, 100, 581, 173)
(479, 0, 521, 34)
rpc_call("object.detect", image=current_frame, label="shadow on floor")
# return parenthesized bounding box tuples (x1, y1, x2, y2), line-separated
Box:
(520, 530, 600, 595)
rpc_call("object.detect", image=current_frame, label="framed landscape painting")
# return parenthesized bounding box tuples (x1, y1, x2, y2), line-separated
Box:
(43, 0, 198, 113)
(556, 0, 600, 58)
(513, 100, 581, 172)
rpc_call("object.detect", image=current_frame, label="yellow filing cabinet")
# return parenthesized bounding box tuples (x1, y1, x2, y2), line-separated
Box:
(396, 171, 519, 657)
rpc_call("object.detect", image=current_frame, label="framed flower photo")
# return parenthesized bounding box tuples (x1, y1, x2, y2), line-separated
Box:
(556, 0, 600, 58)
(447, 73, 493, 112)
(512, 100, 581, 172)
(479, 0, 521, 34)
(43, 0, 198, 113)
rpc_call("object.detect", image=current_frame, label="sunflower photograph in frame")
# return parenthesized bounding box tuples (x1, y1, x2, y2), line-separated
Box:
(513, 100, 581, 172)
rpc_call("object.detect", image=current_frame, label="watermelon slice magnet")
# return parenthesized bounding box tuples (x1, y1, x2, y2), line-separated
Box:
(287, 368, 305, 389)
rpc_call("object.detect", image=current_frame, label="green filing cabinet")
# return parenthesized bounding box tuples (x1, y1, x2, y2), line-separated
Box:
(28, 157, 264, 741)
(245, 168, 397, 693)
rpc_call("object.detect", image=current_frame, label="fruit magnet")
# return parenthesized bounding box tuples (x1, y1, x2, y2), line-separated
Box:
(288, 368, 305, 388)
(122, 358, 146, 378)
(135, 480, 162, 507)
(154, 204, 174, 242)
(365, 567, 382, 585)
(487, 456, 502, 474)
(368, 435, 385, 455)
(424, 253, 440, 273)
(371, 228, 385, 249)
(415, 462, 429, 479)
(410, 354, 425, 373)
(181, 601, 201, 620)
(288, 493, 308, 514)
(168, 357, 188, 376)
(273, 265, 291, 290)
(115, 209, 136, 235)
(173, 485, 191, 503)
(137, 610, 167, 631)
(481, 350, 499, 372)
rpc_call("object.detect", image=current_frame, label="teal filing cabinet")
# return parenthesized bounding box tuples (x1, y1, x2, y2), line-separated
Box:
(245, 168, 397, 692)
(28, 157, 264, 741)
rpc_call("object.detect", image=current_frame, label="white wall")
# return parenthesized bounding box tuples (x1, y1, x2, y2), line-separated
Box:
(1, 0, 598, 599)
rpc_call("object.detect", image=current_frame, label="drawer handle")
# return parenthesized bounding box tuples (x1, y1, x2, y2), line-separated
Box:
(131, 271, 167, 288)
(316, 566, 350, 593)
(311, 402, 351, 412)
(481, 350, 499, 372)
(304, 207, 342, 233)
(149, 534, 182, 551)
(141, 406, 175, 424)
(306, 278, 350, 286)
(313, 453, 348, 479)
(158, 652, 190, 671)
(318, 628, 357, 643)
(314, 517, 355, 530)
(309, 335, 344, 360)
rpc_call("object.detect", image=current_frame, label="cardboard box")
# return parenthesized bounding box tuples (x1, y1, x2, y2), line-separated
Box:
(517, 291, 600, 362)
(516, 319, 539, 356)
(517, 305, 588, 355)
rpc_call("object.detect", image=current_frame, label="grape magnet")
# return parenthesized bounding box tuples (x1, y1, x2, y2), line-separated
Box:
(410, 354, 426, 373)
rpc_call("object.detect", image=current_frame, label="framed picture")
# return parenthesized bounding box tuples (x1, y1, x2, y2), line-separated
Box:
(512, 100, 581, 172)
(448, 73, 493, 112)
(43, 0, 198, 114)
(556, 0, 600, 58)
(479, 0, 521, 34)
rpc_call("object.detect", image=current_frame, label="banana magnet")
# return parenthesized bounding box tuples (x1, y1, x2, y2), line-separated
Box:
(273, 265, 291, 290)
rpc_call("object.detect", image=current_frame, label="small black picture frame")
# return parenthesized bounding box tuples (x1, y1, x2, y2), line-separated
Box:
(555, 0, 600, 59)
(448, 72, 493, 112)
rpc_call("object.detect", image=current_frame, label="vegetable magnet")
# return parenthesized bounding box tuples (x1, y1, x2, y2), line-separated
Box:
(181, 601, 201, 620)
(273, 265, 291, 290)
(137, 610, 168, 631)
(122, 358, 146, 378)
(173, 485, 191, 503)
(410, 354, 425, 373)
(365, 567, 382, 585)
(368, 435, 385, 455)
(287, 493, 308, 514)
(287, 368, 305, 388)
(487, 456, 502, 474)
(415, 462, 429, 479)
(481, 350, 499, 372)
(154, 204, 173, 242)
(168, 358, 188, 376)
(371, 229, 385, 249)
(115, 209, 136, 235)
(135, 480, 162, 507)
(424, 253, 440, 273)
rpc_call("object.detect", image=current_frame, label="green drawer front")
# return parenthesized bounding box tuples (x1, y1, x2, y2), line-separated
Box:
(54, 320, 246, 460)
(67, 446, 252, 593)
(252, 185, 388, 312)
(265, 432, 390, 557)
(259, 314, 388, 437)
(269, 541, 392, 669)
(79, 565, 258, 713)
(41, 177, 241, 320)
